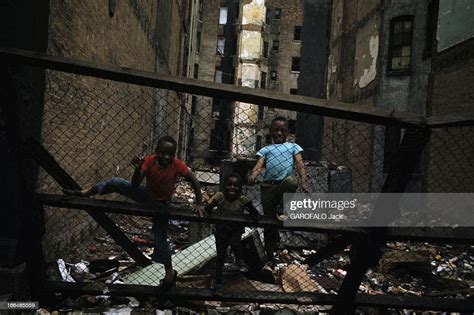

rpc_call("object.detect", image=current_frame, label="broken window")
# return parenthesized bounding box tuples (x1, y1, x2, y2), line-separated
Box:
(275, 8, 282, 20)
(270, 70, 277, 80)
(291, 57, 301, 72)
(388, 16, 413, 73)
(219, 7, 228, 25)
(263, 41, 269, 58)
(272, 40, 279, 51)
(193, 63, 199, 79)
(294, 26, 302, 40)
(217, 37, 225, 55)
(290, 88, 298, 95)
(196, 31, 201, 53)
(261, 71, 267, 89)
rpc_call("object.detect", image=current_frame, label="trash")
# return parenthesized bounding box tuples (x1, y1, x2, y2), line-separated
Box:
(89, 259, 120, 274)
(281, 264, 326, 293)
(131, 236, 148, 244)
(57, 259, 75, 282)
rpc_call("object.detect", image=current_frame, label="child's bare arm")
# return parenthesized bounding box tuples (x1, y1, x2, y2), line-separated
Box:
(184, 172, 205, 217)
(248, 157, 265, 184)
(295, 153, 309, 193)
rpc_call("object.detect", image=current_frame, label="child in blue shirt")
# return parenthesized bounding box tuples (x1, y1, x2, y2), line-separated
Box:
(248, 116, 309, 268)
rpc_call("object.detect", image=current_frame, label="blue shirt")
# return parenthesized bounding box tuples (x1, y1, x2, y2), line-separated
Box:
(256, 142, 303, 181)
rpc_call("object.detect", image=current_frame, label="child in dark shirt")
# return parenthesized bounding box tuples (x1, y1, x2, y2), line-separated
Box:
(205, 173, 259, 287)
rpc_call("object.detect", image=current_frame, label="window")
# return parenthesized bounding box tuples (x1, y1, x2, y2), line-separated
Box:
(198, 0, 203, 21)
(191, 96, 197, 115)
(196, 31, 201, 53)
(290, 88, 298, 95)
(215, 68, 223, 83)
(217, 37, 225, 55)
(263, 41, 269, 58)
(388, 16, 413, 72)
(193, 64, 199, 79)
(219, 7, 228, 25)
(291, 57, 301, 72)
(272, 40, 279, 51)
(294, 26, 302, 40)
(265, 8, 271, 24)
(260, 72, 267, 89)
(270, 70, 277, 80)
(274, 8, 281, 20)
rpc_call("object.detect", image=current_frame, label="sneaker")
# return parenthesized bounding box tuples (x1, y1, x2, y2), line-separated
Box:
(236, 259, 249, 273)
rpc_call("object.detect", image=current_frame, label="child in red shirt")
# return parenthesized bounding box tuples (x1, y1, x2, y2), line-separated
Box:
(64, 136, 204, 290)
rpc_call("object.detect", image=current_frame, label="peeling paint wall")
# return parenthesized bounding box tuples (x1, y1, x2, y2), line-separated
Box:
(240, 30, 262, 60)
(354, 21, 379, 89)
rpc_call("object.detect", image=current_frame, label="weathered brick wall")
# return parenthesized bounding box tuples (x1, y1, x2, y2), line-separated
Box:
(324, 0, 380, 192)
(39, 0, 165, 261)
(264, 0, 304, 131)
(424, 39, 474, 193)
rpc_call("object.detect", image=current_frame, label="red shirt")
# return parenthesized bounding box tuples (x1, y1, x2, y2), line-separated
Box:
(141, 154, 190, 201)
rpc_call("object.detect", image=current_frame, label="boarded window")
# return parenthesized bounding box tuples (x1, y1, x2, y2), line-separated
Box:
(217, 37, 225, 55)
(219, 7, 228, 25)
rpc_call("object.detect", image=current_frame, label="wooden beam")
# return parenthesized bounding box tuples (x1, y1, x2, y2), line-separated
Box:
(23, 138, 151, 267)
(35, 194, 474, 242)
(43, 281, 474, 312)
(0, 47, 426, 128)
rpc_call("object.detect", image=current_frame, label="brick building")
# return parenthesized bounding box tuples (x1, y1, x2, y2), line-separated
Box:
(190, 0, 308, 163)
(323, 0, 434, 192)
(423, 0, 474, 193)
(1, 0, 197, 262)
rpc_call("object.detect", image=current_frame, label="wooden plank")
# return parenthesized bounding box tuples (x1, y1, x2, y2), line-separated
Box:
(24, 138, 151, 267)
(43, 281, 474, 312)
(0, 47, 426, 128)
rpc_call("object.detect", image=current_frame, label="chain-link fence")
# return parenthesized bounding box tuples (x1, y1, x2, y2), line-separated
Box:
(4, 51, 474, 313)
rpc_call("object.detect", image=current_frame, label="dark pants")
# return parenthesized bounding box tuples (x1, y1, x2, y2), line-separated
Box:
(95, 177, 172, 268)
(260, 176, 298, 262)
(215, 224, 244, 283)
